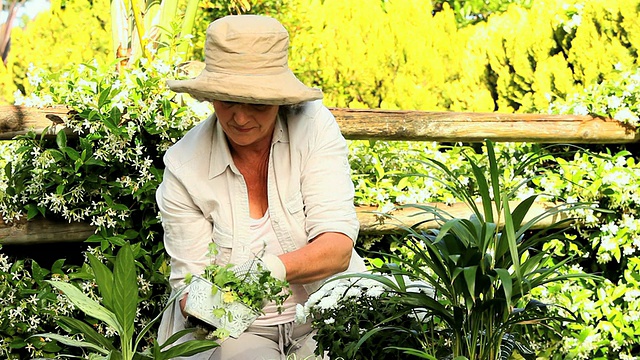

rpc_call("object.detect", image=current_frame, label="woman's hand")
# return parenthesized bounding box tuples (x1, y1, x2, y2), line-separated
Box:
(180, 293, 189, 317)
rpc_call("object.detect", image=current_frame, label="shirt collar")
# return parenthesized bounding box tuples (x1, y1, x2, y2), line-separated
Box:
(208, 113, 288, 179)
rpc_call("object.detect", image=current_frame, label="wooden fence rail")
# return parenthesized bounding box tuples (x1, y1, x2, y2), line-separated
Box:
(0, 105, 636, 245)
(1, 105, 639, 143)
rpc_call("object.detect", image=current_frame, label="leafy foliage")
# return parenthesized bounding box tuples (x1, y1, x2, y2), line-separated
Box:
(0, 246, 76, 358)
(38, 243, 219, 359)
(189, 244, 291, 314)
(0, 57, 208, 357)
(432, 0, 532, 27)
(308, 140, 602, 359)
(296, 274, 427, 360)
(1, 0, 640, 358)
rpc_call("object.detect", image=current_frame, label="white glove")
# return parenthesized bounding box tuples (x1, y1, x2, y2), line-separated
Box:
(231, 254, 287, 282)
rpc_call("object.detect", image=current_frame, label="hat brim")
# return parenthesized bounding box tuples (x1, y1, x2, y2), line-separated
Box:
(166, 69, 323, 105)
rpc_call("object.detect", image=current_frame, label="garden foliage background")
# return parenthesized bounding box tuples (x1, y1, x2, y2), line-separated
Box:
(0, 0, 639, 358)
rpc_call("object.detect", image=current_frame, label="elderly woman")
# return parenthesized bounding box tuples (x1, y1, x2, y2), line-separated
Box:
(156, 14, 367, 360)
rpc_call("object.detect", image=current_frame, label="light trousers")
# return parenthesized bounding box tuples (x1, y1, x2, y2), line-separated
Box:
(174, 321, 327, 360)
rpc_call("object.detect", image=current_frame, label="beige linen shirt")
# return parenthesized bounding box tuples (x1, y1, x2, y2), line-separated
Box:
(156, 100, 366, 295)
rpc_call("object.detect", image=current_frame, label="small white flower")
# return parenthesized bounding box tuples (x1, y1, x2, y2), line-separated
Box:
(613, 108, 639, 125)
(295, 304, 308, 323)
(606, 95, 623, 110)
(573, 104, 589, 115)
(323, 318, 335, 325)
(318, 295, 339, 310)
(365, 285, 385, 297)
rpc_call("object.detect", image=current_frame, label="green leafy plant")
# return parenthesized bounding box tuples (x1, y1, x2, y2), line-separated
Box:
(548, 66, 640, 130)
(296, 274, 428, 360)
(306, 140, 603, 360)
(36, 242, 218, 359)
(0, 245, 79, 358)
(186, 244, 291, 313)
(181, 244, 291, 340)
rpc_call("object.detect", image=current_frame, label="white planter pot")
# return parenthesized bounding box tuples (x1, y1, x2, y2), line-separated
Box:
(184, 276, 260, 338)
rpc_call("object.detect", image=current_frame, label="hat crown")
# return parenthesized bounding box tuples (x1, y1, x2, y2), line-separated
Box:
(205, 15, 289, 75)
(166, 14, 323, 105)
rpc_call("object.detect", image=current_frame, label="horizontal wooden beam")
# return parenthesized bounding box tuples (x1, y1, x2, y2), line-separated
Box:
(0, 217, 96, 245)
(356, 201, 569, 235)
(330, 108, 639, 143)
(0, 201, 567, 245)
(1, 105, 637, 143)
(0, 105, 72, 140)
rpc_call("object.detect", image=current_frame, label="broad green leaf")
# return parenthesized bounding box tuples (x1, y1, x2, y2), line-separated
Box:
(33, 333, 109, 355)
(57, 316, 117, 352)
(502, 198, 521, 280)
(386, 346, 437, 359)
(46, 280, 123, 334)
(98, 87, 111, 109)
(468, 156, 492, 222)
(88, 253, 115, 311)
(479, 221, 497, 255)
(85, 157, 107, 166)
(494, 268, 513, 303)
(157, 340, 219, 360)
(462, 266, 478, 301)
(486, 139, 501, 212)
(63, 147, 80, 161)
(56, 130, 67, 149)
(26, 204, 39, 220)
(31, 260, 49, 281)
(510, 195, 537, 231)
(112, 244, 139, 353)
(47, 149, 65, 162)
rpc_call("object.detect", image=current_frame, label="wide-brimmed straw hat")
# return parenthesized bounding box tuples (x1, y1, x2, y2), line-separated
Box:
(166, 15, 323, 105)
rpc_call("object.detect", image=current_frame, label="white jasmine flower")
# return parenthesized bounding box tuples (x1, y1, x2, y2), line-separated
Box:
(613, 108, 639, 125)
(344, 287, 361, 299)
(606, 95, 623, 110)
(573, 104, 589, 115)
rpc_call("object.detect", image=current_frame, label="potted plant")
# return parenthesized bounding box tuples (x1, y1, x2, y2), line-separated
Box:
(183, 244, 291, 339)
(301, 140, 602, 359)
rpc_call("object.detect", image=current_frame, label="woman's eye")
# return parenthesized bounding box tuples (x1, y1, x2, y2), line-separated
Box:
(251, 104, 269, 111)
(221, 101, 238, 107)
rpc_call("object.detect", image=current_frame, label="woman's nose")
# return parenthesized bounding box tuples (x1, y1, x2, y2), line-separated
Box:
(233, 107, 252, 125)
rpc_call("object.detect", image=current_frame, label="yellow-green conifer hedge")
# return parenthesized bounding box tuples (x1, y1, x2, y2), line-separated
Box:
(0, 0, 111, 104)
(287, 0, 639, 112)
(2, 0, 639, 113)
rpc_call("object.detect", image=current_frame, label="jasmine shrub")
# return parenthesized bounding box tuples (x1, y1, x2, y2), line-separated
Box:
(0, 57, 209, 358)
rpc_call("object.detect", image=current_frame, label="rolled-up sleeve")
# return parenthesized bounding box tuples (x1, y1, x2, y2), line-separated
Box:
(300, 106, 359, 244)
(156, 168, 212, 290)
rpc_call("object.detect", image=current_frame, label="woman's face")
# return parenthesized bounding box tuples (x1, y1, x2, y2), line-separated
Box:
(212, 100, 279, 150)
